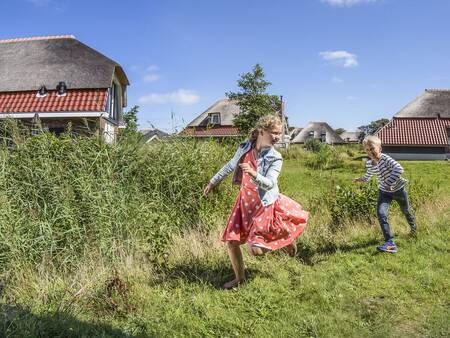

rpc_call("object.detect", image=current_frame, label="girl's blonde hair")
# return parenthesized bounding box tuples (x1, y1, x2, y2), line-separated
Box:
(248, 114, 283, 143)
(363, 135, 382, 147)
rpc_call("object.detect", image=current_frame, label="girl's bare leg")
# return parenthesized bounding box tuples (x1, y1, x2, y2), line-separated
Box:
(223, 241, 245, 289)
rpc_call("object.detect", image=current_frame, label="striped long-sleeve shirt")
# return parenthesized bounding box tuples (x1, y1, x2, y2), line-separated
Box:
(361, 153, 407, 192)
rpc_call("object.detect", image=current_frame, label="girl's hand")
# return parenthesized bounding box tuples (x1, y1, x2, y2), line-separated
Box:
(239, 163, 257, 178)
(203, 182, 214, 198)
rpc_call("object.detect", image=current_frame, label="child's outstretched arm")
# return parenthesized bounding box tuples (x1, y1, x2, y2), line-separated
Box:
(353, 162, 373, 183)
(204, 142, 249, 197)
(209, 144, 246, 185)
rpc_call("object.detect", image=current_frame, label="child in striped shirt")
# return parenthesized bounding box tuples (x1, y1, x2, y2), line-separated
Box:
(354, 135, 417, 253)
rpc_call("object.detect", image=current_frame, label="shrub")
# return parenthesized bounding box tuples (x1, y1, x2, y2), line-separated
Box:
(304, 144, 344, 170)
(279, 145, 308, 161)
(328, 180, 434, 230)
(330, 182, 378, 229)
(304, 138, 323, 152)
(0, 124, 236, 267)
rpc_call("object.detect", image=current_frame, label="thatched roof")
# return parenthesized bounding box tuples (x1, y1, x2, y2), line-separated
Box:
(0, 35, 129, 92)
(186, 98, 240, 127)
(395, 89, 450, 118)
(140, 128, 169, 142)
(340, 131, 361, 142)
(289, 127, 303, 140)
(291, 122, 345, 144)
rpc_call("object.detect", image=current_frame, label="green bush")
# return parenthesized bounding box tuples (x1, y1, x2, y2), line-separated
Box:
(279, 145, 308, 161)
(0, 123, 236, 267)
(304, 138, 323, 152)
(330, 182, 378, 229)
(328, 180, 434, 230)
(304, 144, 344, 170)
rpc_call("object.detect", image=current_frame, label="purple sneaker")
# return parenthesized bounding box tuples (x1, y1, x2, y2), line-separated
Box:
(377, 241, 398, 253)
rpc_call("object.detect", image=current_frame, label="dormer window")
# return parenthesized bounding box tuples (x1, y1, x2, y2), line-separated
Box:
(209, 113, 221, 125)
(107, 81, 122, 121)
(320, 132, 326, 142)
(308, 131, 314, 138)
(36, 85, 48, 98)
(56, 82, 67, 97)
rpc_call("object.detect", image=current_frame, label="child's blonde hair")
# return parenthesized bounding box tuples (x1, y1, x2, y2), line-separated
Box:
(249, 114, 283, 142)
(363, 135, 382, 147)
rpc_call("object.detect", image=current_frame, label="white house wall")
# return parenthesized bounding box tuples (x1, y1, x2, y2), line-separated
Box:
(103, 119, 116, 144)
(385, 152, 449, 160)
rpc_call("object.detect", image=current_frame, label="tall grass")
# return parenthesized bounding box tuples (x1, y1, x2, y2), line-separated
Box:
(0, 122, 448, 337)
(0, 121, 237, 269)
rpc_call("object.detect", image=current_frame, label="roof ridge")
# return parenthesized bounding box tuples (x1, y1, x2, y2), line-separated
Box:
(0, 35, 76, 44)
(425, 88, 450, 92)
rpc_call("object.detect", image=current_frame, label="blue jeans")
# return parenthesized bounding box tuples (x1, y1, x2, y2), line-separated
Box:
(377, 188, 416, 242)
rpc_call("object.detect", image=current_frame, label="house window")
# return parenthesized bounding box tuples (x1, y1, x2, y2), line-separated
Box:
(49, 127, 65, 136)
(209, 113, 221, 125)
(108, 81, 122, 121)
(320, 132, 326, 142)
(308, 131, 314, 138)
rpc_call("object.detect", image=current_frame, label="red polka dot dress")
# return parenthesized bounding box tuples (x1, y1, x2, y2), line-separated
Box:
(222, 150, 308, 250)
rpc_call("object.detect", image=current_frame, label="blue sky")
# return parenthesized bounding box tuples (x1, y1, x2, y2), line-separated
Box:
(1, 0, 450, 132)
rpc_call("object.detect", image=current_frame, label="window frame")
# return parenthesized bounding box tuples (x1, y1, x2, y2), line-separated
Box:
(108, 80, 122, 122)
(209, 112, 221, 125)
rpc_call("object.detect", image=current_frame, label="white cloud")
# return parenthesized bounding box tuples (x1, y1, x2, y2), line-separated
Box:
(319, 50, 358, 68)
(143, 74, 161, 82)
(332, 77, 344, 83)
(138, 89, 200, 106)
(27, 0, 52, 6)
(146, 65, 159, 72)
(322, 0, 378, 7)
(346, 95, 358, 100)
(143, 65, 161, 82)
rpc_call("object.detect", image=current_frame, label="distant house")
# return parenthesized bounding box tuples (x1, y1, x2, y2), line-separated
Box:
(0, 35, 129, 143)
(341, 131, 361, 143)
(182, 98, 290, 147)
(182, 98, 241, 138)
(376, 89, 450, 160)
(140, 128, 169, 143)
(289, 127, 303, 141)
(291, 122, 345, 144)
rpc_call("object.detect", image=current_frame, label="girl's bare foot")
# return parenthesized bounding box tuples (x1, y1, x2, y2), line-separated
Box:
(222, 278, 244, 290)
(286, 242, 297, 257)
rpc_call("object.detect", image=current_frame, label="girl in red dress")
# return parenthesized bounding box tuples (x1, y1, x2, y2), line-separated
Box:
(203, 114, 308, 289)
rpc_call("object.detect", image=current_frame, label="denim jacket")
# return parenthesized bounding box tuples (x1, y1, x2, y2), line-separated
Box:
(209, 140, 283, 206)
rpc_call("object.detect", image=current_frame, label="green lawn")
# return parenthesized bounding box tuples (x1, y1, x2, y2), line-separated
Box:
(1, 159, 449, 337)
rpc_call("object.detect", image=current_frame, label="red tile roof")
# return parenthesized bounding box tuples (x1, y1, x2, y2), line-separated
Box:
(182, 126, 241, 137)
(377, 118, 450, 146)
(0, 89, 108, 113)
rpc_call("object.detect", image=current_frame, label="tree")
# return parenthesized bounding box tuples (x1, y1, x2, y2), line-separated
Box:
(119, 105, 142, 141)
(357, 118, 389, 142)
(226, 64, 281, 135)
(335, 128, 346, 135)
(123, 105, 139, 132)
